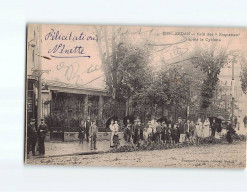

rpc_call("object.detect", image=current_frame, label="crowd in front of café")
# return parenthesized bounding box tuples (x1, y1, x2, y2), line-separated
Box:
(26, 111, 246, 157)
(77, 114, 239, 149)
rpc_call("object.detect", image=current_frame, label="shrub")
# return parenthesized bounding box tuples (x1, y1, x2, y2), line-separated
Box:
(108, 134, 246, 153)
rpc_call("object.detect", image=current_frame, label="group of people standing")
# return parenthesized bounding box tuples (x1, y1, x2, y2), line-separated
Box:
(194, 118, 220, 139)
(121, 118, 183, 145)
(78, 117, 98, 150)
(78, 117, 122, 149)
(115, 116, 223, 147)
(123, 118, 144, 146)
(27, 114, 238, 156)
(27, 118, 47, 157)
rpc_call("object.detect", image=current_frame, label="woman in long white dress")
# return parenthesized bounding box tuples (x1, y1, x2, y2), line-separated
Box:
(109, 120, 115, 147)
(195, 118, 203, 139)
(203, 118, 210, 137)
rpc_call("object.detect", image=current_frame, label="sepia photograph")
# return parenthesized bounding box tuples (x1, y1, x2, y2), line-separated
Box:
(2, 0, 247, 192)
(25, 24, 247, 168)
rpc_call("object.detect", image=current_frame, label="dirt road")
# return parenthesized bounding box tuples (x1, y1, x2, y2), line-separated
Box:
(26, 141, 246, 168)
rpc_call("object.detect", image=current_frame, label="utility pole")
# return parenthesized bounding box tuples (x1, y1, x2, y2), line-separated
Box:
(37, 25, 42, 128)
(187, 89, 191, 121)
(37, 69, 42, 127)
(231, 55, 236, 124)
(32, 25, 50, 127)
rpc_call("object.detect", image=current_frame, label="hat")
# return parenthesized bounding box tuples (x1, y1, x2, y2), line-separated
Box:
(41, 118, 44, 121)
(31, 118, 36, 122)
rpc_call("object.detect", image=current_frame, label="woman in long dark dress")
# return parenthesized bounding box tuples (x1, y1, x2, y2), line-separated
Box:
(226, 122, 235, 143)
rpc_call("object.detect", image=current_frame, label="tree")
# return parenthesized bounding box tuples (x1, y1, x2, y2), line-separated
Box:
(190, 46, 228, 109)
(240, 56, 247, 94)
(131, 57, 205, 119)
(94, 26, 151, 104)
(111, 42, 151, 100)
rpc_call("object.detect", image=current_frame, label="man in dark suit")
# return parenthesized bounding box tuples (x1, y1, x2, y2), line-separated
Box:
(38, 118, 47, 155)
(138, 120, 144, 141)
(27, 118, 37, 156)
(132, 119, 138, 144)
(125, 124, 132, 142)
(210, 118, 217, 137)
(89, 120, 98, 150)
(85, 117, 91, 142)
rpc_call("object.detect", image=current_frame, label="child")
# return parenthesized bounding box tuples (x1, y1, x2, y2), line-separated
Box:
(89, 120, 98, 150)
(113, 132, 120, 148)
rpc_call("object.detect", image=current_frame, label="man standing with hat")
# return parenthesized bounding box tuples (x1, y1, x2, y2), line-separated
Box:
(38, 118, 47, 156)
(210, 118, 217, 137)
(27, 118, 37, 156)
(89, 120, 98, 150)
(132, 119, 138, 144)
(85, 116, 91, 143)
(125, 123, 132, 143)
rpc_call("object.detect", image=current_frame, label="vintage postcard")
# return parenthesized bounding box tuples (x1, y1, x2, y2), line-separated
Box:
(25, 24, 247, 168)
